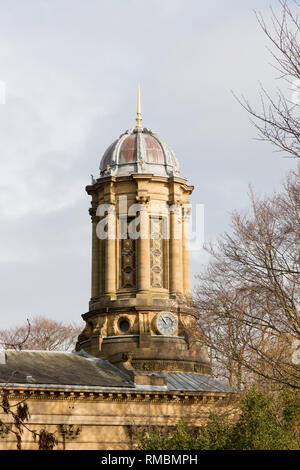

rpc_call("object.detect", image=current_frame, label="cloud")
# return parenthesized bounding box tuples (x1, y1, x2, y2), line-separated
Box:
(0, 0, 298, 327)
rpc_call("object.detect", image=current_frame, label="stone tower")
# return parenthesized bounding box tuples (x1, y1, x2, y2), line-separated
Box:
(76, 89, 210, 377)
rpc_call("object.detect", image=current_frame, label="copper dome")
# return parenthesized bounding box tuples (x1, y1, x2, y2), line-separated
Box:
(99, 128, 180, 178)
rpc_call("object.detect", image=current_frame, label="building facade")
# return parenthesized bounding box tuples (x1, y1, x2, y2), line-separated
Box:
(0, 93, 237, 450)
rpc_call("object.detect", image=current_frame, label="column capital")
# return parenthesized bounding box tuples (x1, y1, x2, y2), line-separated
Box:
(89, 207, 97, 222)
(106, 203, 116, 215)
(168, 202, 182, 225)
(136, 195, 150, 206)
(167, 199, 183, 209)
(182, 204, 192, 221)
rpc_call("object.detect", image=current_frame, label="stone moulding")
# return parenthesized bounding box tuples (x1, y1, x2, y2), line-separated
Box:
(1, 386, 240, 404)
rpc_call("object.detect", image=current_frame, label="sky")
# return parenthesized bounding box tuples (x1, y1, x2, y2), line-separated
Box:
(0, 0, 298, 329)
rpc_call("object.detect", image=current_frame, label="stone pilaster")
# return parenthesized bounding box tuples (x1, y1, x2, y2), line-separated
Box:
(169, 202, 183, 296)
(137, 197, 150, 294)
(90, 206, 100, 299)
(105, 203, 116, 298)
(182, 205, 191, 298)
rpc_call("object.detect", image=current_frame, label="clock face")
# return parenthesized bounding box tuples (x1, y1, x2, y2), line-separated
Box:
(156, 312, 177, 336)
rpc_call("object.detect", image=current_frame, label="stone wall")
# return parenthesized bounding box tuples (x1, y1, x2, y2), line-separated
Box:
(0, 387, 240, 450)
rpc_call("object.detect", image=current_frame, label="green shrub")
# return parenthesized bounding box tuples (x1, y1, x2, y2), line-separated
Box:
(137, 388, 300, 450)
(229, 388, 298, 450)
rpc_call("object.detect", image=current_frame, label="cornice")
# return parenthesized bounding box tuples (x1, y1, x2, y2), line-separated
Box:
(1, 386, 240, 404)
(85, 174, 191, 191)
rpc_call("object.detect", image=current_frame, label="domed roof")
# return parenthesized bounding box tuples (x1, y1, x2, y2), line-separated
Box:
(99, 127, 180, 178)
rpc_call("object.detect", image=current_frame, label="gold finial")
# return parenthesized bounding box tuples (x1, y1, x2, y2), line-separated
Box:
(135, 84, 142, 130)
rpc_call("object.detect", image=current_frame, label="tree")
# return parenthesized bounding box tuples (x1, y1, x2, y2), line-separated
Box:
(0, 316, 82, 449)
(229, 388, 300, 450)
(0, 390, 57, 450)
(237, 0, 300, 158)
(137, 388, 300, 450)
(195, 166, 300, 390)
(0, 316, 82, 351)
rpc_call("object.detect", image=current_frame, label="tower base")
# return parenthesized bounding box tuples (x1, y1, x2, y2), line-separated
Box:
(75, 296, 211, 376)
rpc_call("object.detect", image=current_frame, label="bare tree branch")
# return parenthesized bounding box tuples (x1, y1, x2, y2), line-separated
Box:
(235, 0, 300, 158)
(0, 319, 31, 350)
(194, 166, 300, 390)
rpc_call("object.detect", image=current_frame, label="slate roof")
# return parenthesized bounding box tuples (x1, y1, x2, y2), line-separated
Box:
(0, 350, 233, 394)
(0, 350, 133, 388)
(160, 372, 232, 393)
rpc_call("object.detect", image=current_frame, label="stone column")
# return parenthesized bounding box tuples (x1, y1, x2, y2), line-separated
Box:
(90, 207, 99, 299)
(182, 205, 191, 298)
(137, 199, 150, 293)
(105, 203, 116, 297)
(169, 203, 183, 295)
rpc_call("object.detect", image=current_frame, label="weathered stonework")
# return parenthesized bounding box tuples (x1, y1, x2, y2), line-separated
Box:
(75, 172, 208, 376)
(0, 387, 239, 450)
(0, 122, 238, 450)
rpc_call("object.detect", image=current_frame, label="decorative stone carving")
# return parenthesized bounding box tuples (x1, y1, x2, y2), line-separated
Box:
(76, 316, 108, 352)
(130, 359, 211, 375)
(76, 320, 93, 344)
(89, 206, 97, 222)
(121, 237, 136, 289)
(136, 195, 150, 205)
(121, 352, 134, 371)
(150, 217, 164, 288)
(58, 424, 82, 440)
(132, 359, 186, 373)
(92, 316, 107, 336)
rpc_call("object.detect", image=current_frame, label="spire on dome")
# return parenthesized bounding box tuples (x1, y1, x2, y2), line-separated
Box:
(99, 90, 180, 178)
(135, 85, 142, 130)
